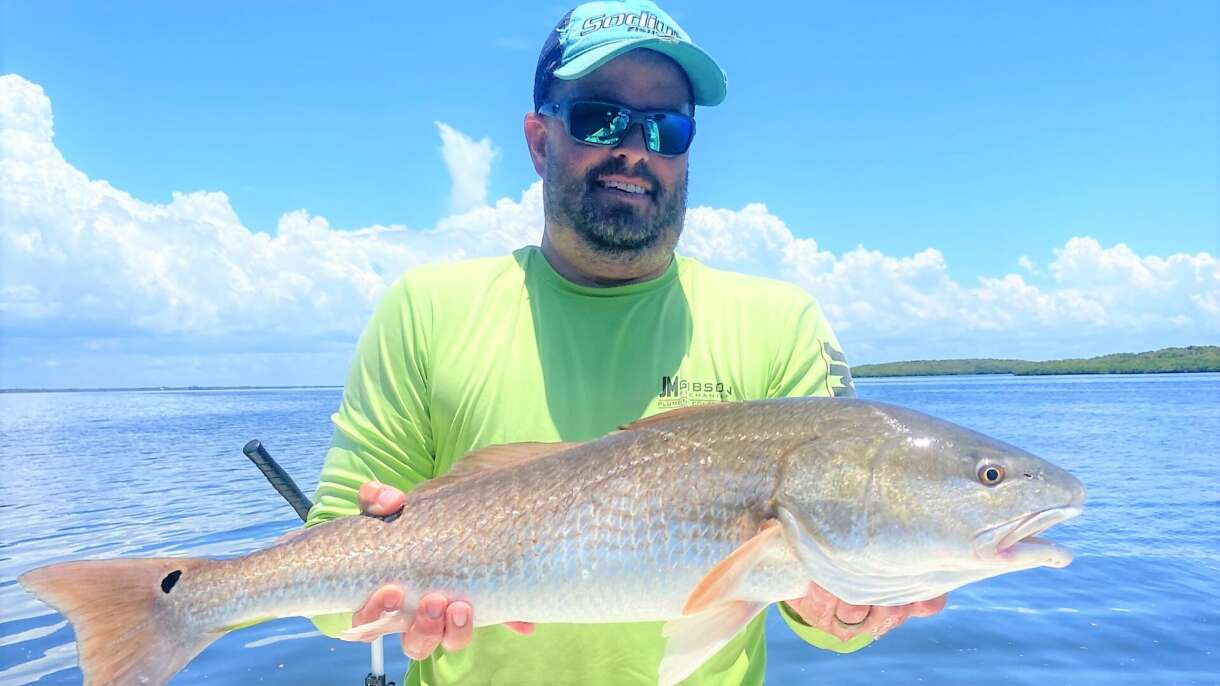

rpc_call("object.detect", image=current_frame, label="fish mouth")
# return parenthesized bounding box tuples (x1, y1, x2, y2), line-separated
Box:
(974, 505, 1082, 568)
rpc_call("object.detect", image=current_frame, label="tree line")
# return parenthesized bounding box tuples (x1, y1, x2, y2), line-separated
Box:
(852, 346, 1220, 377)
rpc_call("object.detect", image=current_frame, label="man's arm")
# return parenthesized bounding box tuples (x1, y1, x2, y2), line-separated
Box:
(307, 276, 436, 529)
(767, 294, 855, 400)
(307, 276, 530, 657)
(766, 294, 944, 650)
(304, 276, 474, 658)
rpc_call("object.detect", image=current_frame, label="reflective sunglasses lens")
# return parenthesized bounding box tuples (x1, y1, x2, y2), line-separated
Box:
(565, 102, 694, 155)
(568, 102, 630, 145)
(647, 113, 694, 155)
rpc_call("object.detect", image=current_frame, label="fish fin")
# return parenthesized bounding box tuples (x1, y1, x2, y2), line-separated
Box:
(453, 442, 579, 474)
(19, 557, 221, 686)
(683, 519, 783, 615)
(659, 600, 767, 686)
(339, 609, 413, 642)
(415, 442, 578, 493)
(619, 403, 729, 431)
(273, 527, 310, 545)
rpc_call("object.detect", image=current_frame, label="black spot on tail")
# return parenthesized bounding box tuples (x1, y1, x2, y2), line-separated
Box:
(161, 570, 182, 593)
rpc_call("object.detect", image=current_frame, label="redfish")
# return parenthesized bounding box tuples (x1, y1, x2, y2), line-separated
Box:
(19, 398, 1085, 685)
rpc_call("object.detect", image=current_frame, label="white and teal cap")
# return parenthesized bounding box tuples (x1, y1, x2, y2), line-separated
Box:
(533, 0, 727, 109)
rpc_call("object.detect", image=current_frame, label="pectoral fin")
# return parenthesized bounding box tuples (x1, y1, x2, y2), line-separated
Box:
(659, 601, 767, 686)
(655, 520, 785, 684)
(683, 519, 783, 615)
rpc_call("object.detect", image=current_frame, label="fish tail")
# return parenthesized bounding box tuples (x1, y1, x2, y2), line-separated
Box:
(19, 557, 221, 686)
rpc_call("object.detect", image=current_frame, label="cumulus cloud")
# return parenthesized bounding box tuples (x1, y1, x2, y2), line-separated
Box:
(435, 122, 497, 214)
(680, 201, 1217, 359)
(0, 75, 537, 343)
(1, 72, 1216, 387)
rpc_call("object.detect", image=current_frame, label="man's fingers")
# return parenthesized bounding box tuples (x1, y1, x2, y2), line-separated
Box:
(787, 584, 939, 642)
(353, 584, 404, 627)
(910, 594, 948, 618)
(856, 604, 911, 640)
(824, 601, 874, 642)
(787, 582, 838, 630)
(440, 601, 474, 653)
(799, 590, 949, 642)
(358, 481, 406, 517)
(828, 595, 945, 641)
(833, 601, 870, 626)
(504, 621, 535, 636)
(401, 593, 446, 660)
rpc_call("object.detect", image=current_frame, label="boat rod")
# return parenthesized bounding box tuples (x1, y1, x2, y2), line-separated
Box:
(242, 439, 394, 686)
(242, 439, 313, 522)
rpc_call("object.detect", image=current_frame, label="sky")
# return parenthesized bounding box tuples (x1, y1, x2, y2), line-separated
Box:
(1, 1, 1217, 389)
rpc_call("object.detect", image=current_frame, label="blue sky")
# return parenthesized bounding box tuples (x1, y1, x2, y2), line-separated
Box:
(1, 1, 1218, 388)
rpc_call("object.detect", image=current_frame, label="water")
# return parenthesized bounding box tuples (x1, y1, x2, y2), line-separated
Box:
(1, 375, 1217, 685)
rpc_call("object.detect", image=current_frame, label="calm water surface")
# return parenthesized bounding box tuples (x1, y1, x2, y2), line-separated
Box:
(1, 374, 1217, 685)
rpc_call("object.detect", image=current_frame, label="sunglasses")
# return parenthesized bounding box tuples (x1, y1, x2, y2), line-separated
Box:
(537, 99, 696, 156)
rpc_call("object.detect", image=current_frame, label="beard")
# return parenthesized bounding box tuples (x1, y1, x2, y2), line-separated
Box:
(544, 155, 688, 256)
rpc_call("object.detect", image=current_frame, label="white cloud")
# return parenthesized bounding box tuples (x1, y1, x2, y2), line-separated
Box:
(435, 122, 498, 214)
(1, 72, 1217, 387)
(681, 205, 1218, 360)
(0, 75, 539, 344)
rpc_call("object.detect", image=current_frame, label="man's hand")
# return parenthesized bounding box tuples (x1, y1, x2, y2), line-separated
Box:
(352, 482, 534, 660)
(786, 581, 946, 642)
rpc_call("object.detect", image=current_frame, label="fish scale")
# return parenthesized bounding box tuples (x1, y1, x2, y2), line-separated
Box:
(18, 398, 1085, 686)
(150, 408, 783, 630)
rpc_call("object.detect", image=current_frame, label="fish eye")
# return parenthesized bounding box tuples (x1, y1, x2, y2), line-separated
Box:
(978, 464, 1005, 486)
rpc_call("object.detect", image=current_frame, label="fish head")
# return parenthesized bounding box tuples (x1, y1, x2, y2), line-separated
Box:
(776, 400, 1086, 605)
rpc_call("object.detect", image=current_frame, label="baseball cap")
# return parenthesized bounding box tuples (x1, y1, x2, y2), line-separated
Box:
(533, 1, 727, 110)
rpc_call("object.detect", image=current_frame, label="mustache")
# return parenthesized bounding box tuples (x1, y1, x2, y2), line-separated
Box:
(584, 158, 663, 196)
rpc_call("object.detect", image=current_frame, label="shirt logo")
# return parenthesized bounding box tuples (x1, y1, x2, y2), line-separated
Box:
(658, 375, 734, 408)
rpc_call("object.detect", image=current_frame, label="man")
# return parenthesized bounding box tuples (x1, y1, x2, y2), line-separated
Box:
(305, 1, 945, 683)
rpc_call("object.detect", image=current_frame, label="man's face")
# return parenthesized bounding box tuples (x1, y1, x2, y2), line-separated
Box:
(541, 49, 692, 256)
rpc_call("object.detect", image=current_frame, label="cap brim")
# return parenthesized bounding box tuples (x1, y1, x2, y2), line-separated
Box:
(553, 36, 727, 107)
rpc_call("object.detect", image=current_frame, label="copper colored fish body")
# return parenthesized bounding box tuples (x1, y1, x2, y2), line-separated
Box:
(19, 398, 1086, 686)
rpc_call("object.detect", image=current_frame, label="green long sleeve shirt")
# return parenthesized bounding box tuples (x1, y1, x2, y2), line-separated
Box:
(306, 245, 866, 685)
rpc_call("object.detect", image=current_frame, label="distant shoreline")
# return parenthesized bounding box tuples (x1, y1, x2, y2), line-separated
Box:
(4, 347, 1216, 391)
(853, 345, 1219, 378)
(857, 369, 1216, 379)
(0, 385, 343, 394)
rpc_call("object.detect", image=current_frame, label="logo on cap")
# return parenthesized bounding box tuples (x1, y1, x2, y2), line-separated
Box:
(578, 10, 680, 38)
